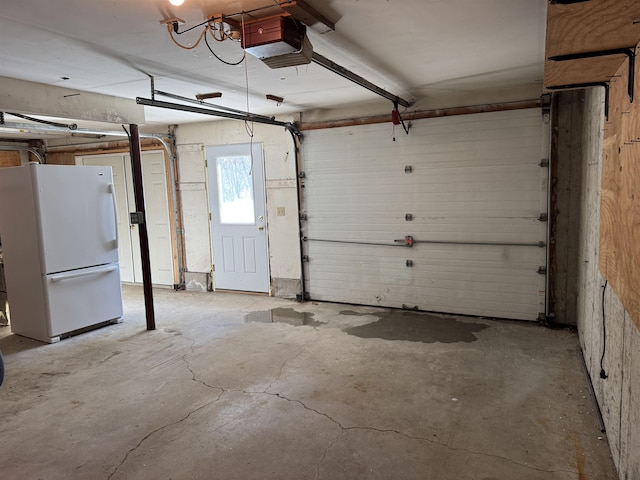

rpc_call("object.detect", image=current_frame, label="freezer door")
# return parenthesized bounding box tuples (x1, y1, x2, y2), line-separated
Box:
(45, 263, 123, 339)
(32, 164, 119, 274)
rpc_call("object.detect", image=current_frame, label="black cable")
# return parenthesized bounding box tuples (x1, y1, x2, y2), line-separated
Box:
(8, 112, 77, 130)
(203, 30, 245, 66)
(600, 280, 608, 379)
(174, 19, 210, 35)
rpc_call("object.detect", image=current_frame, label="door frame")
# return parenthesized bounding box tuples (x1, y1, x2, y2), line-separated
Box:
(75, 149, 177, 286)
(205, 142, 270, 293)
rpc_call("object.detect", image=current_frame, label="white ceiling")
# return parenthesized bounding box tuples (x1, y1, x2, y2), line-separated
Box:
(0, 0, 547, 130)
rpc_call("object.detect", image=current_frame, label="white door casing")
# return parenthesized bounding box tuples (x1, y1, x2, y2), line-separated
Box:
(206, 143, 270, 293)
(77, 151, 174, 286)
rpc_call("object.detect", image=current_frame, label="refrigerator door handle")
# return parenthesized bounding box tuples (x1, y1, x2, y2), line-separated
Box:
(49, 264, 119, 282)
(109, 183, 119, 249)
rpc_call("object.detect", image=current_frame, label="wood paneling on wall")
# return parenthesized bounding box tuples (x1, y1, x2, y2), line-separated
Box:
(599, 58, 640, 330)
(0, 151, 21, 167)
(546, 0, 640, 57)
(545, 0, 640, 329)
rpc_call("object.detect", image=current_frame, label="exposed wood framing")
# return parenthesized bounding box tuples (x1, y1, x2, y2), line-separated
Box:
(0, 151, 20, 167)
(297, 100, 541, 131)
(544, 55, 627, 88)
(546, 0, 640, 57)
(599, 57, 640, 330)
(546, 0, 640, 328)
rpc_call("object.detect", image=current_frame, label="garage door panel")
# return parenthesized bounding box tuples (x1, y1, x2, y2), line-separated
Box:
(307, 284, 540, 320)
(307, 244, 542, 270)
(302, 108, 547, 321)
(304, 112, 541, 150)
(308, 268, 540, 294)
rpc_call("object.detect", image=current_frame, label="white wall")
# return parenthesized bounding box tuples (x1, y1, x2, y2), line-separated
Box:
(175, 119, 301, 296)
(570, 89, 640, 480)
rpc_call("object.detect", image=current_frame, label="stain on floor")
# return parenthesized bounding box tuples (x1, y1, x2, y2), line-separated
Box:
(343, 310, 488, 343)
(245, 308, 323, 327)
(339, 310, 370, 317)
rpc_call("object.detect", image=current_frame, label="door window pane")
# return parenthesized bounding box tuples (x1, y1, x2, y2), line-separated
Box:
(216, 155, 255, 224)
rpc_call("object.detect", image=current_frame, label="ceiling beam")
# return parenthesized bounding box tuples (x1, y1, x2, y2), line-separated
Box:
(0, 77, 145, 124)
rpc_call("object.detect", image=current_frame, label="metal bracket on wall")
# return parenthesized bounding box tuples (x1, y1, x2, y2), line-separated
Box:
(541, 93, 552, 115)
(546, 82, 610, 120)
(547, 48, 635, 104)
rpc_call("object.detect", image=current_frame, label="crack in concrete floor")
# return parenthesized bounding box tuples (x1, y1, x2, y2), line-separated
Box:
(105, 334, 582, 480)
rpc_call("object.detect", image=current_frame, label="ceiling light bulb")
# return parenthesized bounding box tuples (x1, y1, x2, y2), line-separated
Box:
(169, 0, 184, 6)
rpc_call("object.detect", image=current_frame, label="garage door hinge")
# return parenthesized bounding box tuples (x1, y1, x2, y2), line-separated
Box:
(537, 266, 547, 275)
(539, 213, 548, 222)
(539, 158, 549, 167)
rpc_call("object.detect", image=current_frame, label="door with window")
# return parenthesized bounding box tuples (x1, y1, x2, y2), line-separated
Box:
(77, 151, 174, 286)
(206, 143, 269, 293)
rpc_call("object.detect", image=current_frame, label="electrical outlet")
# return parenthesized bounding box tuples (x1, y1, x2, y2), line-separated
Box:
(277, 207, 286, 216)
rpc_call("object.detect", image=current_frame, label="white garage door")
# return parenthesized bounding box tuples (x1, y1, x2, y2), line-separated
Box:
(301, 108, 548, 321)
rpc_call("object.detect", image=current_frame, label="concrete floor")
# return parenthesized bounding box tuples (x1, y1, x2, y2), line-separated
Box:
(0, 285, 617, 480)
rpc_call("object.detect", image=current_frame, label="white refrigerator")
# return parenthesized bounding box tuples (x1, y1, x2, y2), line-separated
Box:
(0, 163, 123, 343)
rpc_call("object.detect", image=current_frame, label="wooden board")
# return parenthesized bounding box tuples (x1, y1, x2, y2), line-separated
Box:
(544, 56, 626, 88)
(547, 0, 640, 57)
(599, 55, 640, 330)
(0, 151, 21, 167)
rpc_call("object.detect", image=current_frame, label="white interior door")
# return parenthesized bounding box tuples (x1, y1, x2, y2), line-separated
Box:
(77, 151, 174, 286)
(206, 143, 270, 293)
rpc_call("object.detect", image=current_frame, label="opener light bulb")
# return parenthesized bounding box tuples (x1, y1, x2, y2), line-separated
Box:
(169, 0, 184, 6)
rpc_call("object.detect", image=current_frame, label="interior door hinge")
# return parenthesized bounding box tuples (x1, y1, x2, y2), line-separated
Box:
(204, 159, 208, 168)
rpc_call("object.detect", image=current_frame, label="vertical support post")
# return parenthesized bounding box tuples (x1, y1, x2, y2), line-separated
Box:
(129, 124, 156, 330)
